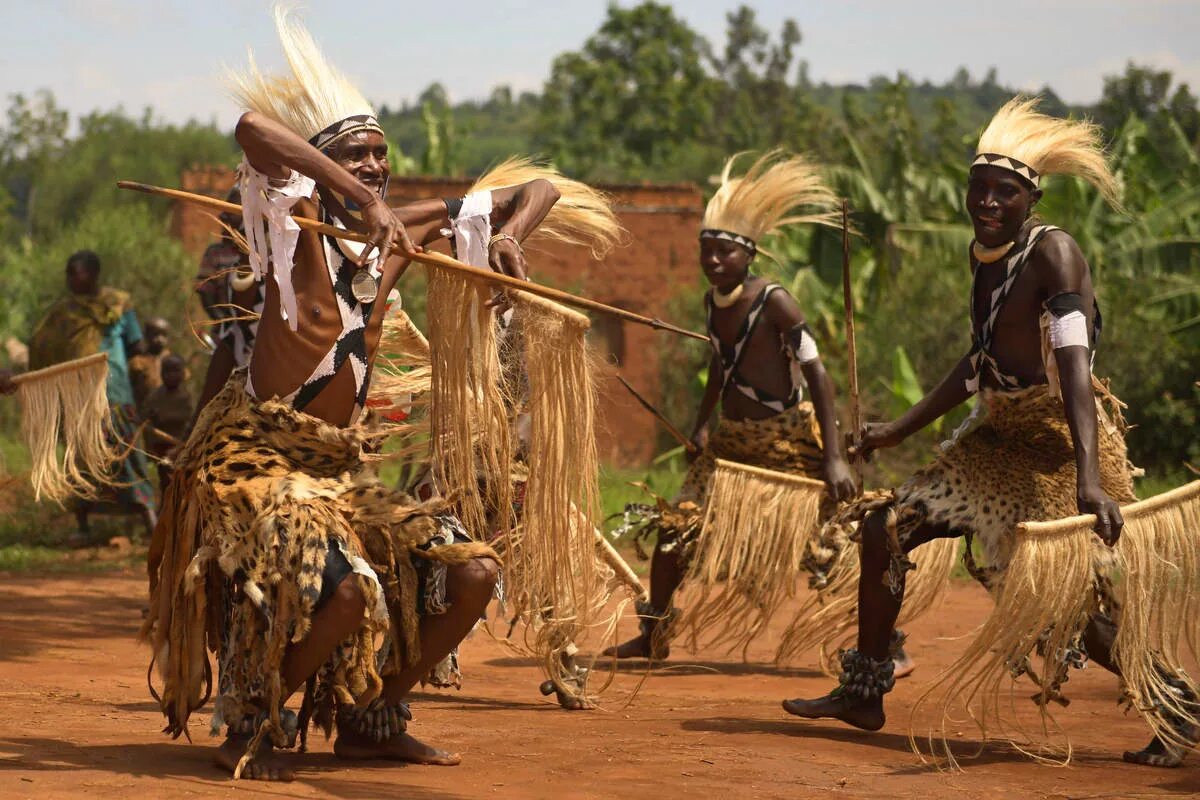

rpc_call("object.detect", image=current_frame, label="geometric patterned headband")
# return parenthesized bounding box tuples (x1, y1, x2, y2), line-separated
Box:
(971, 152, 1040, 188)
(700, 228, 757, 256)
(308, 114, 385, 152)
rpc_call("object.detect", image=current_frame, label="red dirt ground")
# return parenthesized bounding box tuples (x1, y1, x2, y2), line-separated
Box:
(0, 571, 1196, 799)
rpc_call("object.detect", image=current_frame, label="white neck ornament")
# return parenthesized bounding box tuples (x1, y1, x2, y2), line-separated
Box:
(712, 282, 745, 308)
(972, 240, 1015, 264)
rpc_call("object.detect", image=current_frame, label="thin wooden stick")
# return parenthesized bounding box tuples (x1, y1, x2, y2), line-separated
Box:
(616, 375, 698, 454)
(713, 458, 825, 490)
(12, 353, 108, 385)
(594, 528, 649, 602)
(117, 180, 708, 342)
(840, 199, 862, 482)
(1018, 480, 1200, 537)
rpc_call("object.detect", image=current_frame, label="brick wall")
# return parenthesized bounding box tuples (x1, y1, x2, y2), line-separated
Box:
(174, 168, 704, 466)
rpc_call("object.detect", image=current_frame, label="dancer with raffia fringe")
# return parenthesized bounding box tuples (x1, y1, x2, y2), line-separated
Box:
(783, 97, 1198, 768)
(25, 250, 157, 542)
(416, 160, 625, 710)
(142, 8, 561, 782)
(606, 152, 875, 664)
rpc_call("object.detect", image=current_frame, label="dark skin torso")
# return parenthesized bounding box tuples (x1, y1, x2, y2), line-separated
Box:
(707, 275, 803, 421)
(247, 195, 406, 426)
(970, 222, 1098, 389)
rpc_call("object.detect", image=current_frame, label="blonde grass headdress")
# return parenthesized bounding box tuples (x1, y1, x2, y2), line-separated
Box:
(226, 5, 382, 151)
(973, 97, 1120, 207)
(469, 157, 625, 259)
(701, 150, 840, 260)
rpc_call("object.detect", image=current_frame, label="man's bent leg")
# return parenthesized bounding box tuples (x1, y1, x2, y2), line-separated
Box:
(782, 511, 950, 730)
(603, 542, 682, 659)
(1082, 614, 1199, 767)
(334, 556, 499, 766)
(215, 547, 367, 782)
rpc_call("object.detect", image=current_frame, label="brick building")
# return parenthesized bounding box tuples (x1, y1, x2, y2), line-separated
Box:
(173, 168, 706, 466)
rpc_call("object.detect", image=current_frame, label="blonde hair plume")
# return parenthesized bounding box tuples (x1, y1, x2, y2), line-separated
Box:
(469, 157, 625, 259)
(702, 150, 840, 258)
(226, 5, 374, 141)
(977, 97, 1120, 208)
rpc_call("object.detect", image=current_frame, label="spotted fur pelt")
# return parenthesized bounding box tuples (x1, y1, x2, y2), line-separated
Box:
(142, 373, 495, 744)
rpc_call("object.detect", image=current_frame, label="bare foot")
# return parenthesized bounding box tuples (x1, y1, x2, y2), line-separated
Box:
(334, 730, 461, 766)
(214, 735, 294, 781)
(602, 634, 667, 661)
(781, 692, 885, 732)
(893, 647, 916, 680)
(1123, 731, 1195, 768)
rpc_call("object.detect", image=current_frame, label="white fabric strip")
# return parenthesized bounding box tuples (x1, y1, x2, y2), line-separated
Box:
(450, 190, 494, 270)
(793, 329, 820, 365)
(1047, 310, 1089, 350)
(238, 158, 316, 331)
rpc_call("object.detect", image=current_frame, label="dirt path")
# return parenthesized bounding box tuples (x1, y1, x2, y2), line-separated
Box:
(0, 571, 1196, 799)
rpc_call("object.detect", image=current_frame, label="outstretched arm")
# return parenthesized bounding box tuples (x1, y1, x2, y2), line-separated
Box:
(1039, 233, 1123, 545)
(860, 356, 975, 457)
(235, 111, 414, 264)
(765, 291, 855, 501)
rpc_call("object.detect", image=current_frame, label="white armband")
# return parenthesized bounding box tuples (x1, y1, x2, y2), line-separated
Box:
(791, 327, 820, 365)
(1048, 310, 1089, 350)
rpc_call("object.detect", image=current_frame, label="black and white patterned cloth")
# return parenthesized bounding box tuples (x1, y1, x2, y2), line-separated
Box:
(964, 224, 1058, 393)
(700, 228, 757, 256)
(972, 152, 1041, 188)
(706, 282, 799, 414)
(308, 114, 384, 153)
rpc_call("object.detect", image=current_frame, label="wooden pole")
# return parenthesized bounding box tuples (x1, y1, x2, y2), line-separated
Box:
(11, 353, 107, 385)
(117, 180, 708, 343)
(840, 199, 862, 483)
(713, 458, 826, 490)
(1017, 480, 1200, 537)
(616, 376, 698, 454)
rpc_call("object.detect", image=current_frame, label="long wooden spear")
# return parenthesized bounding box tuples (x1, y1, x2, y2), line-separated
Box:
(616, 375, 699, 454)
(117, 180, 708, 343)
(841, 199, 863, 484)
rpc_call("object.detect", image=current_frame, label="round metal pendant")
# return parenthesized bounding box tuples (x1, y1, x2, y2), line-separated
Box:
(351, 269, 379, 304)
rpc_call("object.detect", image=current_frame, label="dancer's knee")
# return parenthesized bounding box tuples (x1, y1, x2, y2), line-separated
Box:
(448, 556, 499, 604)
(327, 578, 367, 631)
(860, 511, 890, 567)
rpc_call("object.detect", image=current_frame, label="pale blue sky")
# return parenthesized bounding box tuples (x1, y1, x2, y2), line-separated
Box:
(4, 1, 1198, 127)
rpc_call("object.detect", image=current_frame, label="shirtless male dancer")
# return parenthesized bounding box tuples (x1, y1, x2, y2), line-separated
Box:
(606, 153, 861, 661)
(145, 9, 559, 781)
(784, 98, 1196, 767)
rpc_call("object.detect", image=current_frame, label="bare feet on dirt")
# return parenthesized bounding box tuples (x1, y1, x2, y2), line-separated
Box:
(893, 647, 916, 679)
(214, 735, 295, 781)
(781, 693, 886, 732)
(334, 730, 461, 766)
(1123, 730, 1196, 768)
(602, 634, 667, 661)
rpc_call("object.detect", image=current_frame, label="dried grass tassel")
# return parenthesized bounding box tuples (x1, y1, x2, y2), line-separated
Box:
(503, 294, 623, 688)
(674, 459, 825, 658)
(13, 352, 120, 503)
(910, 480, 1200, 768)
(425, 267, 513, 538)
